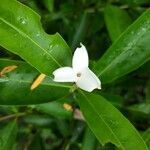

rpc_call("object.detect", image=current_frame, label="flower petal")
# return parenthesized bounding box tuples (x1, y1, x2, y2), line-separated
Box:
(53, 67, 77, 82)
(76, 68, 101, 92)
(72, 43, 89, 72)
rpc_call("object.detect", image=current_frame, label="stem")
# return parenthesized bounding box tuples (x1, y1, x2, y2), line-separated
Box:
(0, 112, 26, 122)
(69, 84, 78, 93)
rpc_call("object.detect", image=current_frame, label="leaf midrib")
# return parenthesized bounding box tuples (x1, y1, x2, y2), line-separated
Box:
(97, 12, 150, 77)
(1, 77, 71, 89)
(80, 91, 124, 150)
(97, 31, 147, 77)
(0, 17, 61, 67)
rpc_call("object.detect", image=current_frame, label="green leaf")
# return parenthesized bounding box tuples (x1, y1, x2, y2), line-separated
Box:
(104, 5, 132, 42)
(0, 120, 18, 150)
(77, 91, 148, 150)
(94, 9, 150, 83)
(145, 80, 150, 103)
(71, 11, 88, 49)
(23, 114, 53, 127)
(29, 133, 44, 150)
(0, 0, 71, 75)
(99, 92, 123, 108)
(43, 0, 54, 12)
(142, 128, 150, 149)
(128, 103, 150, 119)
(34, 98, 73, 119)
(0, 59, 70, 105)
(82, 127, 96, 150)
(121, 0, 150, 5)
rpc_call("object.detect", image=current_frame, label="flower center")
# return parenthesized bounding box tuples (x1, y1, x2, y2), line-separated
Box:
(77, 72, 81, 77)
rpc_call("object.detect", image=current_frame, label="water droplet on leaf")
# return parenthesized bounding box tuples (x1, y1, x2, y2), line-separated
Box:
(36, 32, 40, 37)
(18, 16, 27, 25)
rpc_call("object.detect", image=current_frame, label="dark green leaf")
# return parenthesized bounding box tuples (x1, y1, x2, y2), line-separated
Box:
(104, 5, 132, 42)
(34, 98, 73, 119)
(95, 9, 150, 83)
(23, 114, 53, 127)
(77, 91, 148, 150)
(0, 120, 17, 150)
(121, 0, 150, 5)
(99, 92, 123, 108)
(145, 80, 150, 103)
(0, 59, 70, 105)
(0, 0, 71, 75)
(82, 127, 96, 150)
(142, 128, 150, 149)
(43, 0, 54, 12)
(29, 133, 44, 150)
(128, 103, 150, 119)
(71, 12, 88, 49)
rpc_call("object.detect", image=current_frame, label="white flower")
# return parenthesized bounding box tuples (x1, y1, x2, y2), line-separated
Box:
(53, 43, 101, 92)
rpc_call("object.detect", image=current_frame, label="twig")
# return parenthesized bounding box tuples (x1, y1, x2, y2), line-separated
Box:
(0, 112, 26, 122)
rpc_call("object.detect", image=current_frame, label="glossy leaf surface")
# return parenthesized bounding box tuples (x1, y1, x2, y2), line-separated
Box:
(0, 0, 71, 75)
(95, 9, 150, 83)
(0, 59, 70, 105)
(77, 91, 148, 150)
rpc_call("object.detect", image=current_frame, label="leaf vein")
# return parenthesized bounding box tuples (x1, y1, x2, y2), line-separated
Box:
(0, 17, 61, 67)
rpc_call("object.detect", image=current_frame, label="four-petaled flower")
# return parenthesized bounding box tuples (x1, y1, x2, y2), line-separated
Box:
(53, 43, 101, 92)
